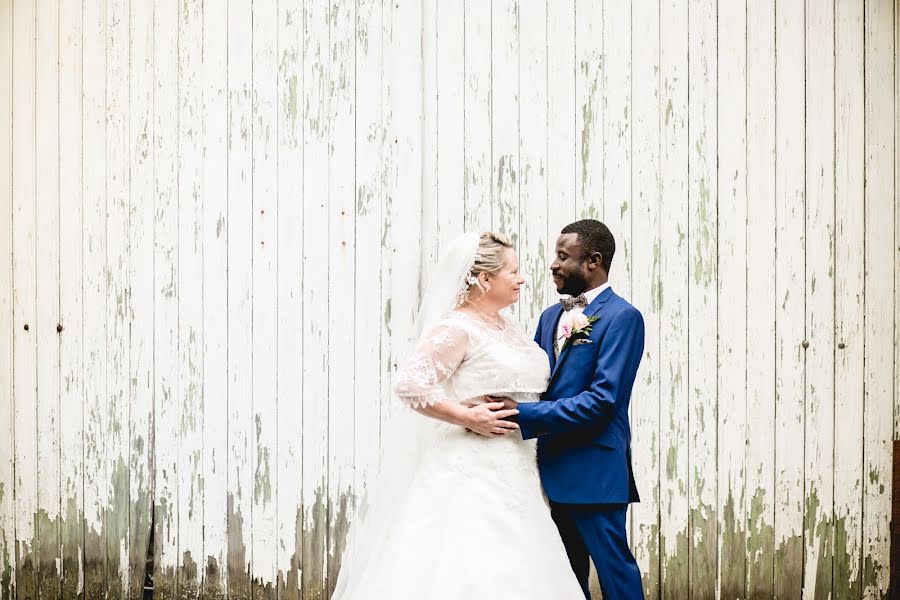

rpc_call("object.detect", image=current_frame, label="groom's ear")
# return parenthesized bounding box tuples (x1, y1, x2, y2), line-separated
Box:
(586, 251, 604, 271)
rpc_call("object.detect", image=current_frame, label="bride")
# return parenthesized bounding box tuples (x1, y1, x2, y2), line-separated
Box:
(331, 232, 585, 599)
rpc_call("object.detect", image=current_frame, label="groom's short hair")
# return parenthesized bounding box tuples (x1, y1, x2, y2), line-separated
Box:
(561, 219, 615, 273)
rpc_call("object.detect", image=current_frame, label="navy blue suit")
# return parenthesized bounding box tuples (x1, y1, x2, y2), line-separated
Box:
(517, 286, 644, 599)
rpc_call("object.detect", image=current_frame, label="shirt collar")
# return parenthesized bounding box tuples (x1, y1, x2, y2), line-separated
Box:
(582, 281, 610, 304)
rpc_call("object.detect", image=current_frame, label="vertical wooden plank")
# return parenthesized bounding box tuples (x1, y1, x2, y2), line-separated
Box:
(435, 0, 464, 251)
(275, 0, 303, 597)
(395, 0, 423, 338)
(604, 1, 632, 563)
(896, 0, 900, 526)
(0, 1, 14, 596)
(896, 0, 900, 477)
(153, 0, 180, 593)
(546, 0, 575, 302)
(421, 0, 438, 275)
(745, 0, 776, 595)
(833, 1, 864, 595)
(492, 0, 518, 319)
(352, 0, 381, 588)
(384, 0, 423, 392)
(629, 0, 660, 594)
(687, 0, 718, 595)
(773, 0, 806, 595)
(492, 0, 519, 250)
(463, 0, 491, 232)
(658, 0, 690, 595)
(518, 0, 547, 329)
(301, 0, 329, 595)
(803, 0, 835, 597)
(601, 0, 631, 297)
(717, 1, 747, 597)
(862, 0, 895, 595)
(12, 0, 38, 596)
(82, 0, 107, 594)
(58, 0, 85, 596)
(35, 0, 61, 597)
(377, 0, 393, 519)
(251, 0, 279, 594)
(128, 0, 154, 594)
(574, 0, 602, 220)
(326, 0, 355, 592)
(226, 0, 254, 594)
(105, 0, 131, 594)
(202, 0, 229, 593)
(177, 0, 205, 595)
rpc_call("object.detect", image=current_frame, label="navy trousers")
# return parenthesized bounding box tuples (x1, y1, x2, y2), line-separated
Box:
(550, 502, 644, 600)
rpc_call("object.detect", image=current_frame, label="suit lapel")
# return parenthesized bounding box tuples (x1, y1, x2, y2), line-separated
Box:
(548, 286, 614, 384)
(543, 304, 565, 371)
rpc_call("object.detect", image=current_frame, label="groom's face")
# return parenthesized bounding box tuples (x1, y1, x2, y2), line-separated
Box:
(551, 234, 589, 296)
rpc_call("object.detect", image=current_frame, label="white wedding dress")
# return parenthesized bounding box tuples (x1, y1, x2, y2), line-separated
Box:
(331, 310, 585, 600)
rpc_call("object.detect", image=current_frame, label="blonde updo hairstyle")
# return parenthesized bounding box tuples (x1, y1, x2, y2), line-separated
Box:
(462, 232, 515, 301)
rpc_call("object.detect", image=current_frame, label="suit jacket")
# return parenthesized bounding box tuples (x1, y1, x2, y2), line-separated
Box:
(517, 286, 644, 504)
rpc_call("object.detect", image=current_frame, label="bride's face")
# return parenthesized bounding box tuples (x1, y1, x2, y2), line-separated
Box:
(482, 248, 525, 307)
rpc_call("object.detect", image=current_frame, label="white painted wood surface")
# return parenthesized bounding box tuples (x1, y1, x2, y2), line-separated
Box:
(1, 2, 899, 599)
(745, 1, 777, 596)
(0, 2, 13, 597)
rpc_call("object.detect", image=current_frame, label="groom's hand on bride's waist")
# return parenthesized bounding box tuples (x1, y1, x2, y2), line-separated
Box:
(485, 396, 519, 425)
(462, 397, 520, 437)
(485, 395, 518, 410)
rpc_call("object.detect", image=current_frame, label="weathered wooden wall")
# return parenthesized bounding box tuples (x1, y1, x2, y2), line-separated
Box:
(1, 0, 898, 599)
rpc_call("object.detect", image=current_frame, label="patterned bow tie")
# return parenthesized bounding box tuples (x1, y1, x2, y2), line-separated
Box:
(560, 294, 588, 311)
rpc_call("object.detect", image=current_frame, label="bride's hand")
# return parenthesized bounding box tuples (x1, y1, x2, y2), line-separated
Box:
(464, 401, 520, 437)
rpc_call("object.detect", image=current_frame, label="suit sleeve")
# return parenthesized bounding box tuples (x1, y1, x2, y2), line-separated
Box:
(533, 313, 543, 345)
(517, 307, 644, 439)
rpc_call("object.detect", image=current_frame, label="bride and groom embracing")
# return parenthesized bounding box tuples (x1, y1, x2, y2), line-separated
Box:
(332, 219, 645, 600)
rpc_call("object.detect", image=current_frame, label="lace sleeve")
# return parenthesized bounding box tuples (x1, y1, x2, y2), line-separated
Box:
(392, 317, 470, 408)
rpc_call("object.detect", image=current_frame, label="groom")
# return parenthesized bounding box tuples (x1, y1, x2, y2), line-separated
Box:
(501, 219, 644, 599)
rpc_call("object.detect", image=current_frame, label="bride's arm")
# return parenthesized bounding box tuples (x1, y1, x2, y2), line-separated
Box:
(392, 320, 519, 436)
(413, 399, 519, 436)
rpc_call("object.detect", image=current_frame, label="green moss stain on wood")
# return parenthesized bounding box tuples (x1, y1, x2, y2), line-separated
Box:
(84, 515, 106, 600)
(773, 534, 803, 599)
(719, 489, 745, 598)
(832, 512, 861, 599)
(301, 484, 327, 600)
(1, 519, 13, 600)
(15, 532, 36, 600)
(276, 507, 303, 600)
(178, 550, 200, 599)
(689, 504, 716, 600)
(746, 485, 774, 598)
(226, 492, 250, 600)
(200, 554, 225, 600)
(107, 456, 129, 599)
(35, 507, 59, 599)
(326, 490, 354, 598)
(660, 528, 689, 598)
(804, 485, 833, 599)
(152, 496, 176, 600)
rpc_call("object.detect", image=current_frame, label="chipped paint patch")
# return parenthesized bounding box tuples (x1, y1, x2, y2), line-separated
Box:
(746, 486, 775, 597)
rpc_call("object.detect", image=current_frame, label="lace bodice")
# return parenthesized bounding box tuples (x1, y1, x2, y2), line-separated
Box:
(392, 310, 551, 407)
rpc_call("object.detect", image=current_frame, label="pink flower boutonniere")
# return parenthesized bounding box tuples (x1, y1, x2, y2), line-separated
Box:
(558, 313, 599, 349)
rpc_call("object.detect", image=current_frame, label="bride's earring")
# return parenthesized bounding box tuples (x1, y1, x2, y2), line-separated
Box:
(479, 274, 491, 294)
